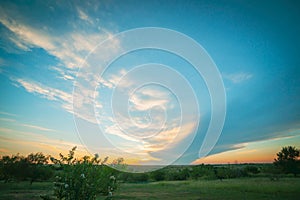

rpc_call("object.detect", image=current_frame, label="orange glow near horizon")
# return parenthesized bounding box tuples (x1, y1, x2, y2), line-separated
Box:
(1, 132, 300, 165)
(193, 149, 276, 164)
(193, 134, 300, 165)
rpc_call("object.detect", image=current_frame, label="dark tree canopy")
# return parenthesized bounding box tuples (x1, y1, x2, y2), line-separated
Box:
(274, 146, 300, 176)
(0, 153, 53, 183)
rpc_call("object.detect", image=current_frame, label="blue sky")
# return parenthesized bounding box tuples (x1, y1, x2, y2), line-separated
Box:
(0, 0, 300, 166)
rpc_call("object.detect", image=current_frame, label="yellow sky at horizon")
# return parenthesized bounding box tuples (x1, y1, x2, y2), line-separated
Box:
(1, 128, 300, 165)
(192, 134, 300, 164)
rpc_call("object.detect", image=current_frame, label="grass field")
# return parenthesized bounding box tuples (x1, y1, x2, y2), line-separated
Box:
(0, 181, 53, 200)
(0, 177, 300, 200)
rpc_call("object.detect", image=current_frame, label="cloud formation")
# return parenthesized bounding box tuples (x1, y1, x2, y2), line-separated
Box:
(223, 72, 253, 83)
(0, 8, 121, 123)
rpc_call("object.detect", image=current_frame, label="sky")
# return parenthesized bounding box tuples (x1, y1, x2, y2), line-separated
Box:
(0, 0, 300, 167)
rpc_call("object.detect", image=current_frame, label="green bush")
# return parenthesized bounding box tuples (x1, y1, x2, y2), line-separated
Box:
(121, 172, 149, 183)
(150, 170, 165, 181)
(190, 164, 215, 180)
(50, 147, 119, 200)
(165, 168, 190, 181)
(244, 165, 260, 175)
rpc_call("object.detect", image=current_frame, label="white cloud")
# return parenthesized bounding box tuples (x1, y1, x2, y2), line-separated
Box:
(0, 12, 122, 123)
(0, 17, 55, 50)
(0, 7, 198, 164)
(14, 78, 99, 124)
(129, 88, 171, 111)
(223, 72, 253, 83)
(0, 111, 17, 117)
(104, 124, 140, 143)
(22, 124, 55, 132)
(0, 118, 16, 122)
(0, 12, 120, 71)
(50, 66, 76, 80)
(102, 104, 196, 156)
(8, 36, 31, 51)
(77, 8, 94, 24)
(143, 122, 197, 152)
(13, 78, 73, 114)
(14, 79, 71, 102)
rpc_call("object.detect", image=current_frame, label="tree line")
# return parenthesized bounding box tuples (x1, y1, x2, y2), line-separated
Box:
(0, 146, 299, 199)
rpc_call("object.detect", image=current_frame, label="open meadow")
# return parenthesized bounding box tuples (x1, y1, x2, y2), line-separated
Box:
(1, 177, 300, 200)
(115, 178, 300, 200)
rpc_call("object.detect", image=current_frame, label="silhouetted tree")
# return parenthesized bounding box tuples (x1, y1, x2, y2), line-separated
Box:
(0, 155, 20, 182)
(274, 146, 300, 176)
(0, 152, 52, 183)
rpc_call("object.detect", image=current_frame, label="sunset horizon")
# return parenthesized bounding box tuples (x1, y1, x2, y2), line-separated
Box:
(1, 0, 299, 168)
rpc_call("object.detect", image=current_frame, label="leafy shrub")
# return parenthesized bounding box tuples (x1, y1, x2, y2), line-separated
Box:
(244, 165, 259, 175)
(190, 164, 215, 180)
(120, 172, 149, 183)
(150, 170, 165, 181)
(229, 168, 247, 178)
(165, 168, 190, 181)
(50, 147, 119, 200)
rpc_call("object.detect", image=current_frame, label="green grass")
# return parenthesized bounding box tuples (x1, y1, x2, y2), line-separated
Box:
(113, 178, 300, 200)
(0, 178, 300, 200)
(0, 181, 53, 200)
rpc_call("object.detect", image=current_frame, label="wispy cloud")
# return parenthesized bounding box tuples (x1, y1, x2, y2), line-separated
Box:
(129, 88, 171, 111)
(77, 7, 94, 24)
(0, 111, 18, 117)
(0, 4, 198, 164)
(13, 78, 72, 104)
(11, 77, 102, 124)
(50, 66, 76, 81)
(0, 10, 120, 72)
(143, 122, 197, 152)
(223, 72, 253, 83)
(0, 11, 122, 124)
(22, 124, 55, 132)
(0, 118, 16, 122)
(12, 78, 76, 117)
(103, 110, 197, 159)
(0, 15, 59, 59)
(7, 35, 31, 51)
(0, 116, 57, 134)
(100, 69, 133, 89)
